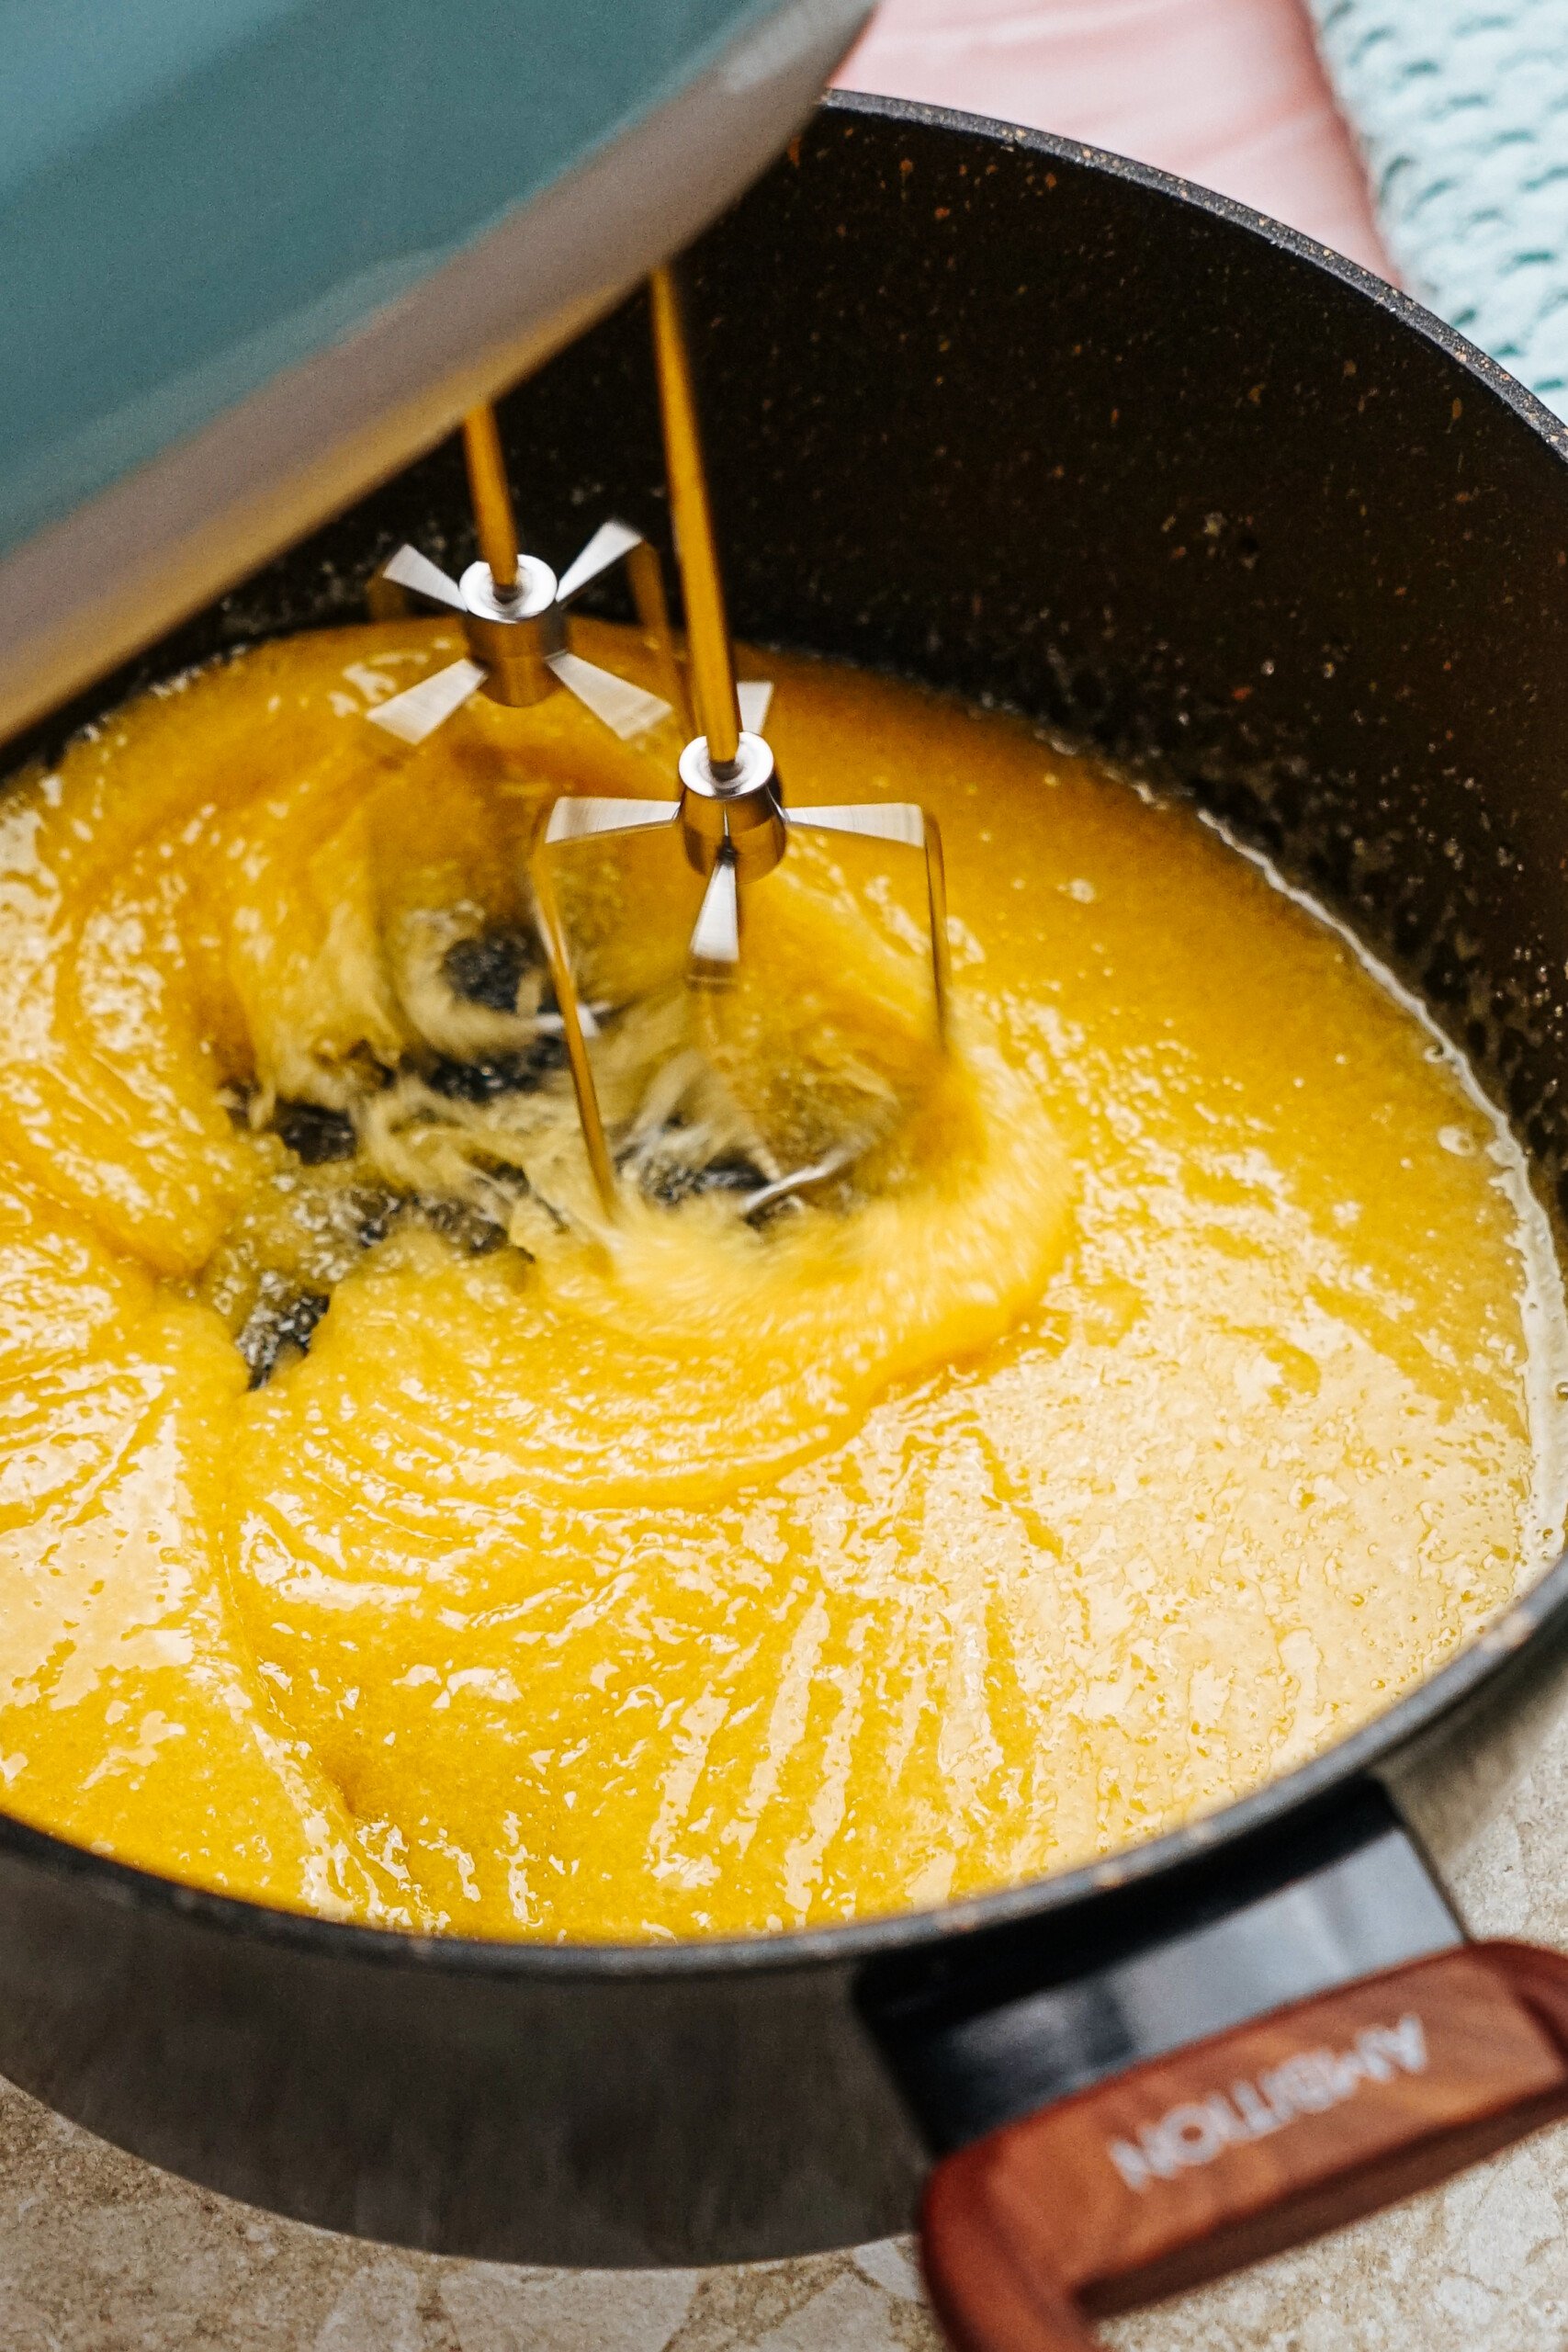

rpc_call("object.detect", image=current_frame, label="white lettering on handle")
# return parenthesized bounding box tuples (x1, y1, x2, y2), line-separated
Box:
(1107, 2014, 1428, 2194)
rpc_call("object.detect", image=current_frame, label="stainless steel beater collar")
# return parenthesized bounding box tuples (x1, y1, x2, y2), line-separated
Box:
(457, 555, 566, 704)
(676, 729, 785, 887)
(677, 729, 775, 801)
(459, 555, 558, 622)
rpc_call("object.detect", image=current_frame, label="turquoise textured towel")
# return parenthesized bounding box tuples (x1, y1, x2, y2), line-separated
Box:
(1308, 1, 1568, 414)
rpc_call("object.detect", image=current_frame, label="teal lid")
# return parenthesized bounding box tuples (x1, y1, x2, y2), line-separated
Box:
(0, 0, 840, 561)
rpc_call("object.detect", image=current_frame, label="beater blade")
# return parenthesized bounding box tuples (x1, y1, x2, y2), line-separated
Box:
(556, 520, 647, 605)
(739, 1149, 852, 1219)
(380, 543, 469, 612)
(737, 680, 773, 734)
(689, 855, 741, 977)
(791, 804, 951, 1038)
(546, 798, 680, 844)
(367, 657, 488, 744)
(545, 651, 671, 741)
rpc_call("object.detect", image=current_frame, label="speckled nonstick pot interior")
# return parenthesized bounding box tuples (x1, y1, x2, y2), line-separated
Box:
(5, 91, 1568, 2271)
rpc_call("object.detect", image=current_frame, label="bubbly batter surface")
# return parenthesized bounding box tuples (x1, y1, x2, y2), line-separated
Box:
(0, 617, 1561, 1939)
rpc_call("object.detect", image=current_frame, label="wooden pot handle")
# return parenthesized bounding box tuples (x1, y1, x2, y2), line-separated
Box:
(919, 1940, 1568, 2352)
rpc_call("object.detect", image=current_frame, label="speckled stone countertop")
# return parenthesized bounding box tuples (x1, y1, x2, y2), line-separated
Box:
(6, 1664, 1568, 2352)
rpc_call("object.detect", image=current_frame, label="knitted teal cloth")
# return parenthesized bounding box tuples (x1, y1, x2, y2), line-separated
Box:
(1308, 1, 1568, 414)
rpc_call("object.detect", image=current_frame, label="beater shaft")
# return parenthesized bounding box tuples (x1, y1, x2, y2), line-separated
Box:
(528, 843, 618, 1216)
(649, 267, 741, 773)
(626, 538, 691, 730)
(461, 407, 521, 598)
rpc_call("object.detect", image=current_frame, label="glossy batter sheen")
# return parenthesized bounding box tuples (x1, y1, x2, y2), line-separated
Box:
(0, 617, 1561, 1940)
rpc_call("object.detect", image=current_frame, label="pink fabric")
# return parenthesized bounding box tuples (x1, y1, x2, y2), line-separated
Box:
(836, 0, 1393, 279)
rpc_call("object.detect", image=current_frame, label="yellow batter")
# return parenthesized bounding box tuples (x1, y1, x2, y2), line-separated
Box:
(0, 616, 1560, 1939)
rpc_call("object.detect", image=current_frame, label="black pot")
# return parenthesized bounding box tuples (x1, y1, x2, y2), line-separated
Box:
(7, 90, 1568, 2346)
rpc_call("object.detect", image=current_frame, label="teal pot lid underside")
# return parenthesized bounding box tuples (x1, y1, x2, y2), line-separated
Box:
(0, 0, 837, 564)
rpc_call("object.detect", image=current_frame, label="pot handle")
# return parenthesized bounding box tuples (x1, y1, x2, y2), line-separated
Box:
(919, 1939, 1568, 2352)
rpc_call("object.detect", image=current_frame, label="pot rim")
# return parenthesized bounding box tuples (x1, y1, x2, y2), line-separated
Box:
(8, 86, 1568, 1984)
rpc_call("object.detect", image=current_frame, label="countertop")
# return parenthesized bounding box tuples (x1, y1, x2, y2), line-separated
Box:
(836, 0, 1392, 277)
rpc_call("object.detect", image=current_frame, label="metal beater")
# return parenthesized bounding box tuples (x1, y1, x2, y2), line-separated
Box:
(364, 406, 683, 748)
(536, 266, 952, 1215)
(366, 265, 953, 1220)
